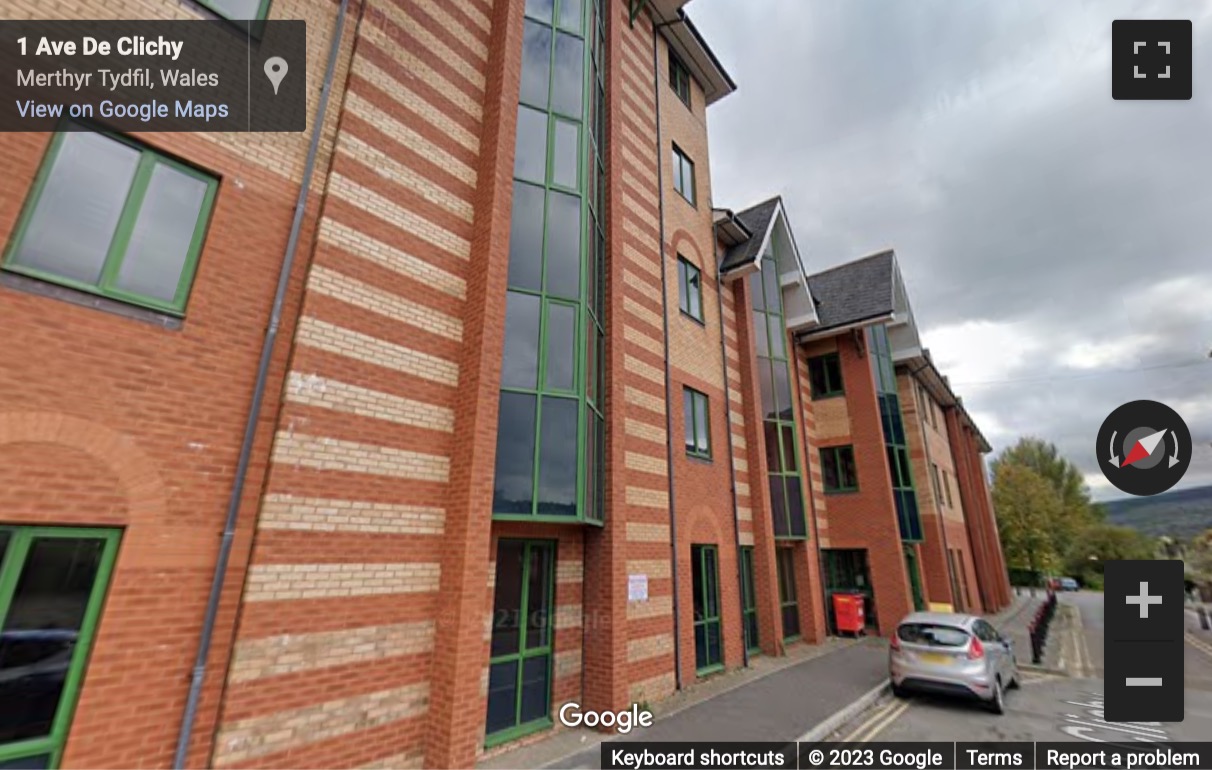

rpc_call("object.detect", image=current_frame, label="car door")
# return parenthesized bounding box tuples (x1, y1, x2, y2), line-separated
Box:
(974, 621, 1004, 681)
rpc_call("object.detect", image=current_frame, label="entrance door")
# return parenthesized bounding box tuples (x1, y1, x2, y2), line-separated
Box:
(776, 549, 800, 641)
(739, 547, 759, 655)
(0, 526, 121, 769)
(903, 545, 926, 611)
(485, 540, 555, 746)
(691, 545, 722, 674)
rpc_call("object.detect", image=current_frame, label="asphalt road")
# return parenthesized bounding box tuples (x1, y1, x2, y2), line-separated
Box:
(847, 592, 1212, 744)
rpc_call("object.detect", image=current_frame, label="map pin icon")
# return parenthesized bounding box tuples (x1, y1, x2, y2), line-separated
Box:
(264, 56, 288, 95)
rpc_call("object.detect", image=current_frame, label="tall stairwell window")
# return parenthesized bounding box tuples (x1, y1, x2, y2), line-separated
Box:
(868, 324, 923, 541)
(751, 253, 807, 539)
(494, 0, 604, 524)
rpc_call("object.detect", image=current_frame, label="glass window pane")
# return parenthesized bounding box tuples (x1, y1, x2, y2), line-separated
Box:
(821, 449, 839, 490)
(758, 362, 774, 421)
(10, 132, 140, 285)
(773, 364, 792, 420)
(706, 621, 721, 664)
(586, 322, 597, 403)
(671, 148, 683, 194)
(0, 537, 106, 745)
(544, 190, 581, 299)
(704, 551, 718, 617)
(491, 542, 525, 656)
(769, 476, 788, 537)
(694, 393, 709, 454)
(524, 0, 553, 22)
(551, 119, 578, 189)
(691, 549, 705, 617)
(749, 271, 765, 311)
(687, 266, 702, 319)
(519, 656, 550, 723)
(537, 397, 578, 516)
(782, 604, 800, 639)
(765, 422, 782, 473)
(514, 106, 548, 184)
(584, 413, 596, 519)
(544, 303, 577, 391)
(787, 478, 806, 537)
(552, 33, 584, 117)
(502, 292, 542, 390)
(694, 624, 708, 669)
(114, 163, 209, 304)
(780, 425, 797, 474)
(593, 414, 605, 522)
(752, 312, 769, 358)
(768, 316, 786, 359)
(525, 546, 553, 649)
(842, 448, 857, 488)
(200, 0, 264, 19)
(0, 754, 53, 769)
(508, 183, 545, 291)
(485, 661, 519, 735)
(493, 393, 537, 513)
(558, 0, 583, 32)
(683, 390, 695, 454)
(520, 21, 552, 108)
(763, 266, 781, 313)
(677, 261, 688, 313)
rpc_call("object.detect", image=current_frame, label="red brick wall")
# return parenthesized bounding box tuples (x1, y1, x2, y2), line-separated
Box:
(0, 128, 319, 767)
(801, 331, 913, 636)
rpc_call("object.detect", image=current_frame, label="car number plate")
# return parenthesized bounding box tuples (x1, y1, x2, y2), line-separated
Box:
(918, 652, 952, 665)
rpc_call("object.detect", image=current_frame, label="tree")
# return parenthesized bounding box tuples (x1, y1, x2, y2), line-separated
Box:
(992, 463, 1061, 580)
(1063, 523, 1156, 588)
(991, 437, 1101, 562)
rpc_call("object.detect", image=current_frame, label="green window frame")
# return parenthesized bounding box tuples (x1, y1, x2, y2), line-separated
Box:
(740, 546, 760, 655)
(682, 387, 711, 460)
(193, 0, 271, 20)
(0, 526, 122, 769)
(669, 49, 691, 107)
(820, 445, 858, 493)
(807, 352, 844, 399)
(677, 256, 703, 323)
(750, 256, 807, 540)
(776, 548, 800, 641)
(671, 144, 696, 206)
(495, 0, 604, 525)
(691, 545, 722, 674)
(869, 325, 923, 542)
(3, 125, 218, 316)
(485, 539, 557, 747)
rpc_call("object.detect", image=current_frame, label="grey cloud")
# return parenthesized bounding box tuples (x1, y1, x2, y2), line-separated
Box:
(694, 0, 1212, 497)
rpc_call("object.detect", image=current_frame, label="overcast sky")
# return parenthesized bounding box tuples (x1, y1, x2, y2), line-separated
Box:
(693, 0, 1212, 500)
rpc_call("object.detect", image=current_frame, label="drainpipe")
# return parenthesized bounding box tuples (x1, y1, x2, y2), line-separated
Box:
(909, 362, 955, 610)
(715, 261, 748, 667)
(650, 16, 682, 691)
(172, 4, 352, 765)
(791, 347, 832, 636)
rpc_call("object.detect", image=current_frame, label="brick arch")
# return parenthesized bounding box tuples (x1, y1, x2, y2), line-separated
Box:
(683, 502, 727, 546)
(0, 412, 168, 520)
(667, 229, 707, 268)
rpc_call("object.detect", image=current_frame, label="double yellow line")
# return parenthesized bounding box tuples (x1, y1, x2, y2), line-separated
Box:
(841, 697, 911, 742)
(1187, 632, 1212, 660)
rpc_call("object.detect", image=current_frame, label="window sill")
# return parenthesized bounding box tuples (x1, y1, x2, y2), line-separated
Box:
(812, 392, 846, 401)
(679, 309, 706, 326)
(484, 717, 553, 749)
(686, 452, 713, 464)
(0, 271, 184, 330)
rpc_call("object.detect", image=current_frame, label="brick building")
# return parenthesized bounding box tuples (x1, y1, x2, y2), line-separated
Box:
(0, 0, 1009, 768)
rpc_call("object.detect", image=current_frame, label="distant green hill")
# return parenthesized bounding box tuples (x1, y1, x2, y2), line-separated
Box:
(1102, 485, 1212, 540)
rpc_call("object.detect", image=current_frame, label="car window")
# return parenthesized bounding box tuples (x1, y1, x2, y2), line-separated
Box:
(974, 621, 999, 641)
(896, 623, 970, 647)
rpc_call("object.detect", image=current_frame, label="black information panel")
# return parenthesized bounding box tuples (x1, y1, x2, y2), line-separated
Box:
(1104, 559, 1185, 722)
(0, 20, 306, 132)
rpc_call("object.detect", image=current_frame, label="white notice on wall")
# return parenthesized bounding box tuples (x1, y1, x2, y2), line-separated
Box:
(628, 574, 648, 602)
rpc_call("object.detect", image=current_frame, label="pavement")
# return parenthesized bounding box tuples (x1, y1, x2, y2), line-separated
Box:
(480, 595, 1041, 769)
(827, 591, 1212, 745)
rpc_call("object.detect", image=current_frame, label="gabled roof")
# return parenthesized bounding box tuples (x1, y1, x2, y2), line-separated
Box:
(719, 197, 780, 274)
(805, 249, 897, 332)
(646, 2, 737, 105)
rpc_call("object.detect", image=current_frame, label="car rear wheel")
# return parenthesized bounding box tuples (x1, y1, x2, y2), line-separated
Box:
(986, 678, 1006, 715)
(891, 682, 909, 698)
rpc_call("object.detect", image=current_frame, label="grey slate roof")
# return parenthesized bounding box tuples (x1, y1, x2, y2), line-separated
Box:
(805, 250, 896, 332)
(719, 197, 781, 273)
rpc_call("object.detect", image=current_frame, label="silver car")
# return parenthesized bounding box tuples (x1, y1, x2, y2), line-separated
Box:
(888, 612, 1020, 714)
